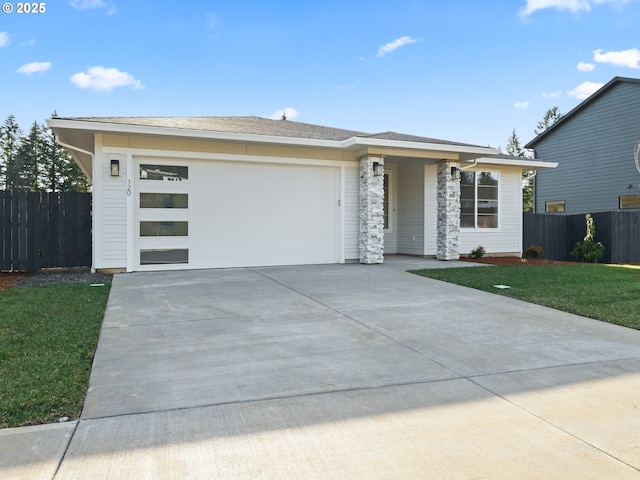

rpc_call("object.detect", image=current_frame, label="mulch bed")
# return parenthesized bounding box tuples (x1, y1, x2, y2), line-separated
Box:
(459, 257, 576, 266)
(0, 272, 32, 291)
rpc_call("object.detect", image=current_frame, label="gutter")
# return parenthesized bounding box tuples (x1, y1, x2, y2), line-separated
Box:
(55, 136, 94, 180)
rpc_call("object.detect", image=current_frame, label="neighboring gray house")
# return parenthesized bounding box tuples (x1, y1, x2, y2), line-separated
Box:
(526, 76, 640, 214)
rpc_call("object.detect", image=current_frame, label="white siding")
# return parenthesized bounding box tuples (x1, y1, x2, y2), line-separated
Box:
(424, 163, 438, 255)
(459, 166, 522, 255)
(95, 151, 128, 269)
(344, 165, 359, 260)
(383, 164, 398, 254)
(397, 161, 425, 255)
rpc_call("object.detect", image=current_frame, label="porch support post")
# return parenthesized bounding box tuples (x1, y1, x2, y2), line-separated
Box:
(436, 160, 460, 260)
(359, 155, 385, 264)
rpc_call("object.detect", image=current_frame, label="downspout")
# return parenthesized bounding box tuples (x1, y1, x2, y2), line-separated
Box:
(54, 137, 94, 180)
(460, 158, 479, 171)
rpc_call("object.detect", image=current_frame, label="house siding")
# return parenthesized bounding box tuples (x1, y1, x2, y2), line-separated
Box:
(97, 151, 128, 269)
(424, 163, 438, 255)
(533, 81, 640, 214)
(459, 166, 522, 256)
(344, 165, 359, 260)
(397, 161, 425, 255)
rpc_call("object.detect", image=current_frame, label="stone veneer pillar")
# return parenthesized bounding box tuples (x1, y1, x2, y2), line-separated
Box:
(359, 155, 385, 264)
(436, 161, 460, 260)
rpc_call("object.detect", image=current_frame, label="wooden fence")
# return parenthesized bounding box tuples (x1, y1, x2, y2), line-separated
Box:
(1, 191, 91, 271)
(523, 211, 640, 263)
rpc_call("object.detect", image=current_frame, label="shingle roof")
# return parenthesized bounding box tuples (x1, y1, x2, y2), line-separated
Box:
(60, 116, 488, 148)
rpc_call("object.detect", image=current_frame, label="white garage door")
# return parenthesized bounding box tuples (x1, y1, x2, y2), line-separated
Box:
(134, 158, 339, 270)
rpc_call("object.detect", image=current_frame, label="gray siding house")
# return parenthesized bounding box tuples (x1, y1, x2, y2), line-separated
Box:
(526, 76, 640, 214)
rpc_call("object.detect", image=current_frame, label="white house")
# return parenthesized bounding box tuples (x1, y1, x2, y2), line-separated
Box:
(47, 116, 556, 272)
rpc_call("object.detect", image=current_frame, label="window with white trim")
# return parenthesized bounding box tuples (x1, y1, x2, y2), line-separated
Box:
(460, 171, 498, 228)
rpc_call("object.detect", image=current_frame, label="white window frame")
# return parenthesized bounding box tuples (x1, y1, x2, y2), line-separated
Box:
(460, 171, 499, 229)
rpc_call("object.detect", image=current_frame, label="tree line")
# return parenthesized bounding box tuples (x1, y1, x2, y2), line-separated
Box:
(505, 107, 562, 212)
(0, 114, 89, 192)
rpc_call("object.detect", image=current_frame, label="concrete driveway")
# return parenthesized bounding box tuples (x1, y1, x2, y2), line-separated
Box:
(3, 257, 640, 479)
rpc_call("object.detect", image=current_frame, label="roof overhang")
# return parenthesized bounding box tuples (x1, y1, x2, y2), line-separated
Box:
(47, 118, 502, 179)
(467, 156, 558, 170)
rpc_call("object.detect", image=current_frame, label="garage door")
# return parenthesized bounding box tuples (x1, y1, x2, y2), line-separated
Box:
(134, 158, 340, 270)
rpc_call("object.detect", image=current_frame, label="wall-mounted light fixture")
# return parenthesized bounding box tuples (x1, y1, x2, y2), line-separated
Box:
(373, 161, 384, 177)
(110, 159, 120, 177)
(450, 166, 460, 180)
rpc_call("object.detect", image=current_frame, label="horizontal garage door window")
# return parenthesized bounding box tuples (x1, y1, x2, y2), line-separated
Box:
(140, 221, 188, 237)
(140, 164, 188, 182)
(140, 249, 189, 265)
(140, 193, 188, 209)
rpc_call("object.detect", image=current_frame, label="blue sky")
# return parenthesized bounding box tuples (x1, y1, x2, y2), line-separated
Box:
(2, 0, 640, 150)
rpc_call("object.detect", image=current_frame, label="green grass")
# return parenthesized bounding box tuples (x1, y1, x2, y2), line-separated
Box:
(411, 263, 640, 330)
(0, 282, 110, 428)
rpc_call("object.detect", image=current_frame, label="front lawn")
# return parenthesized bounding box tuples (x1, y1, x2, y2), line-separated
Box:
(0, 282, 110, 428)
(411, 263, 640, 330)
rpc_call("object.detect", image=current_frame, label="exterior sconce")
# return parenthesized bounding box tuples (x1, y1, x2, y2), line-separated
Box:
(373, 161, 384, 177)
(450, 166, 460, 180)
(110, 159, 120, 177)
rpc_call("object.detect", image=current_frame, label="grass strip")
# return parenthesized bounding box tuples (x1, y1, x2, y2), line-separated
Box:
(0, 282, 110, 428)
(411, 264, 640, 330)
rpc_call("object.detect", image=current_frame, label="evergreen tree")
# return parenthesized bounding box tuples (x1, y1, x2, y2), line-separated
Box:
(60, 150, 90, 192)
(15, 121, 46, 191)
(534, 106, 562, 135)
(505, 128, 534, 212)
(0, 115, 22, 190)
(0, 114, 91, 192)
(41, 123, 66, 192)
(506, 128, 525, 157)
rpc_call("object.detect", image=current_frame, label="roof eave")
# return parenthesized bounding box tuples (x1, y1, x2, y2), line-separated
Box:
(470, 157, 558, 169)
(343, 137, 499, 156)
(47, 118, 347, 149)
(47, 118, 502, 157)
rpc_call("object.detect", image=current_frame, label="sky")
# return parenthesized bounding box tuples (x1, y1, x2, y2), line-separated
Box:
(1, 0, 640, 151)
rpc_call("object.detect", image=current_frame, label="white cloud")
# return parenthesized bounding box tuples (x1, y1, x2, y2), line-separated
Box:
(520, 0, 635, 17)
(593, 48, 640, 69)
(70, 0, 116, 14)
(515, 101, 530, 110)
(270, 107, 299, 120)
(568, 80, 605, 99)
(17, 61, 52, 75)
(377, 36, 419, 57)
(0, 32, 10, 48)
(577, 61, 596, 71)
(542, 90, 562, 98)
(70, 66, 143, 91)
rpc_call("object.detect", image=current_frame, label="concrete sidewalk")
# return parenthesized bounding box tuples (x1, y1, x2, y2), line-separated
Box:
(3, 257, 640, 479)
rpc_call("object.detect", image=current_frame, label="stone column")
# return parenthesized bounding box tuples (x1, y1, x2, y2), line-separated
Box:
(436, 161, 460, 260)
(359, 155, 384, 264)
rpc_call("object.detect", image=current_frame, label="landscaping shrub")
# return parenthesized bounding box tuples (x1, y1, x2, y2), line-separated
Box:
(524, 245, 544, 259)
(570, 214, 605, 263)
(470, 245, 486, 259)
